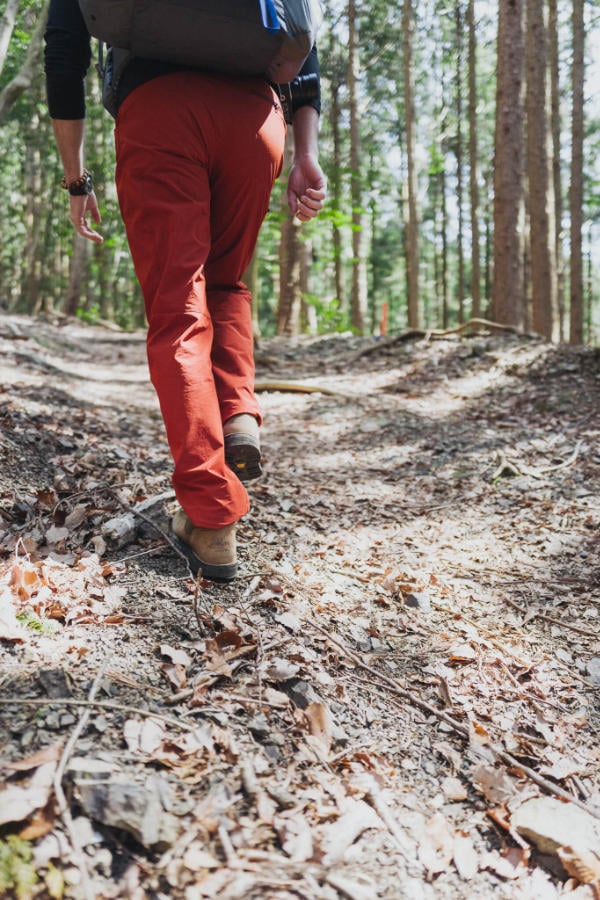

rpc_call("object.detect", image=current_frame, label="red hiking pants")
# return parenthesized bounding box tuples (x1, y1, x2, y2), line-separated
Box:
(114, 72, 285, 528)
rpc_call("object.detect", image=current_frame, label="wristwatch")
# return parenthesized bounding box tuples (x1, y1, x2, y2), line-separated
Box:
(61, 170, 94, 196)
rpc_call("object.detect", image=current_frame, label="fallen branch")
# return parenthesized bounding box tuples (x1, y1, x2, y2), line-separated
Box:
(309, 622, 600, 820)
(353, 318, 534, 360)
(255, 381, 344, 396)
(524, 440, 583, 478)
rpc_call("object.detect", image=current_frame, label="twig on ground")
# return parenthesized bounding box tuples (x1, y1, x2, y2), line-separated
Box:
(492, 456, 522, 480)
(0, 697, 196, 731)
(310, 622, 600, 820)
(526, 440, 583, 478)
(53, 660, 110, 900)
(505, 596, 599, 639)
(431, 599, 600, 691)
(492, 660, 565, 712)
(492, 441, 583, 482)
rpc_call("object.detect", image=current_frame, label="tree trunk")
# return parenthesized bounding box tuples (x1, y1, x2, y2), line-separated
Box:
(547, 0, 565, 340)
(327, 26, 346, 316)
(348, 0, 367, 333)
(492, 0, 525, 327)
(569, 0, 584, 344)
(525, 0, 555, 340)
(0, 0, 20, 78)
(0, 1, 50, 125)
(467, 0, 481, 319)
(402, 0, 419, 328)
(64, 234, 89, 317)
(441, 165, 449, 329)
(454, 0, 465, 324)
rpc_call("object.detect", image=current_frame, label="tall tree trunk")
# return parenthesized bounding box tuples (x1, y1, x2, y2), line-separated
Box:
(0, 1, 50, 124)
(402, 0, 419, 328)
(454, 0, 465, 323)
(492, 0, 525, 327)
(548, 0, 565, 340)
(0, 0, 20, 77)
(64, 235, 89, 317)
(569, 0, 584, 344)
(348, 0, 367, 333)
(441, 165, 449, 328)
(20, 115, 44, 313)
(467, 0, 481, 319)
(526, 0, 555, 340)
(330, 78, 345, 312)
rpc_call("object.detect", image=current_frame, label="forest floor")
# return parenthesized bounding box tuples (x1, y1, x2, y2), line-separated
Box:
(0, 312, 599, 900)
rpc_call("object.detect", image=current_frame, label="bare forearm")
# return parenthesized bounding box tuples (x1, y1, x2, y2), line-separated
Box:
(51, 118, 86, 181)
(51, 117, 103, 243)
(292, 105, 319, 161)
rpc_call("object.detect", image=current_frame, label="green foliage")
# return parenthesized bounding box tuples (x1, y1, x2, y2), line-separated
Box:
(303, 293, 353, 334)
(16, 612, 59, 636)
(0, 836, 39, 899)
(76, 303, 101, 325)
(0, 0, 599, 339)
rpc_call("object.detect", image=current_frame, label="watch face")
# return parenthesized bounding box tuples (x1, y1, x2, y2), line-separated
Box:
(70, 174, 93, 196)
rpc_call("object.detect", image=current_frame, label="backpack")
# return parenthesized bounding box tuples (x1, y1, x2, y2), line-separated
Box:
(78, 0, 323, 117)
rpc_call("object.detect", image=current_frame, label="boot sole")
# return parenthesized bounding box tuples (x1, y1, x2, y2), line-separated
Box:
(169, 527, 238, 583)
(224, 433, 262, 482)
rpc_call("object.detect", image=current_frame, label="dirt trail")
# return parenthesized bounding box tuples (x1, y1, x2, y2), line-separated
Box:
(1, 314, 599, 899)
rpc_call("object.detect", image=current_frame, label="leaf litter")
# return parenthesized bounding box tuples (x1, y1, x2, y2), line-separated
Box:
(0, 315, 600, 898)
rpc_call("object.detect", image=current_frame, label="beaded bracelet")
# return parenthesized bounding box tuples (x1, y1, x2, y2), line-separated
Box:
(60, 169, 94, 196)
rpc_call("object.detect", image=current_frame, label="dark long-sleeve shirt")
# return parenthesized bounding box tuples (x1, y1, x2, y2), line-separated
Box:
(44, 0, 321, 119)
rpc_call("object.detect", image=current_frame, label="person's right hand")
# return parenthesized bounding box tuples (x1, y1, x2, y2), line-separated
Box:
(69, 192, 103, 243)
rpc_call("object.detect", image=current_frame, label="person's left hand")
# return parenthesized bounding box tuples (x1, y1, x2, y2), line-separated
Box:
(287, 154, 327, 222)
(69, 191, 103, 243)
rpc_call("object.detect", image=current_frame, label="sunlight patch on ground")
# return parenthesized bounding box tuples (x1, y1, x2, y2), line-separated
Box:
(0, 358, 158, 412)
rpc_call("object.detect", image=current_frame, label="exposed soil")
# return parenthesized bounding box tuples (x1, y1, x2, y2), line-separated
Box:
(0, 313, 599, 899)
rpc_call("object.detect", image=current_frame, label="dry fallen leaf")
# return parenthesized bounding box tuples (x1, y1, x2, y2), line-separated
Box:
(273, 809, 314, 862)
(0, 586, 25, 641)
(418, 812, 454, 875)
(160, 644, 193, 668)
(448, 643, 478, 664)
(320, 798, 381, 866)
(5, 741, 64, 772)
(304, 701, 333, 757)
(511, 797, 600, 856)
(557, 845, 600, 884)
(123, 718, 166, 755)
(471, 763, 518, 804)
(453, 833, 479, 880)
(262, 656, 301, 681)
(441, 776, 468, 801)
(0, 761, 57, 826)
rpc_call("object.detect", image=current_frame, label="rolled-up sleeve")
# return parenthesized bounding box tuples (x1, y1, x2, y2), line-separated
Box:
(44, 0, 91, 118)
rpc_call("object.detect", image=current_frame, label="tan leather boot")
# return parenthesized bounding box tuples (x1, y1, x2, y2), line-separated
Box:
(223, 413, 262, 482)
(170, 508, 237, 582)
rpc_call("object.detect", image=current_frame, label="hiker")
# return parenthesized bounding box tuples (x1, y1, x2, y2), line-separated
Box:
(44, 0, 327, 583)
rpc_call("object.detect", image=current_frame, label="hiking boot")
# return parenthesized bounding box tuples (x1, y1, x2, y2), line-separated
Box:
(224, 414, 262, 482)
(170, 508, 237, 582)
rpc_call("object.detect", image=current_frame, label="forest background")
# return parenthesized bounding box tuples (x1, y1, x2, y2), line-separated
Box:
(0, 0, 599, 344)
